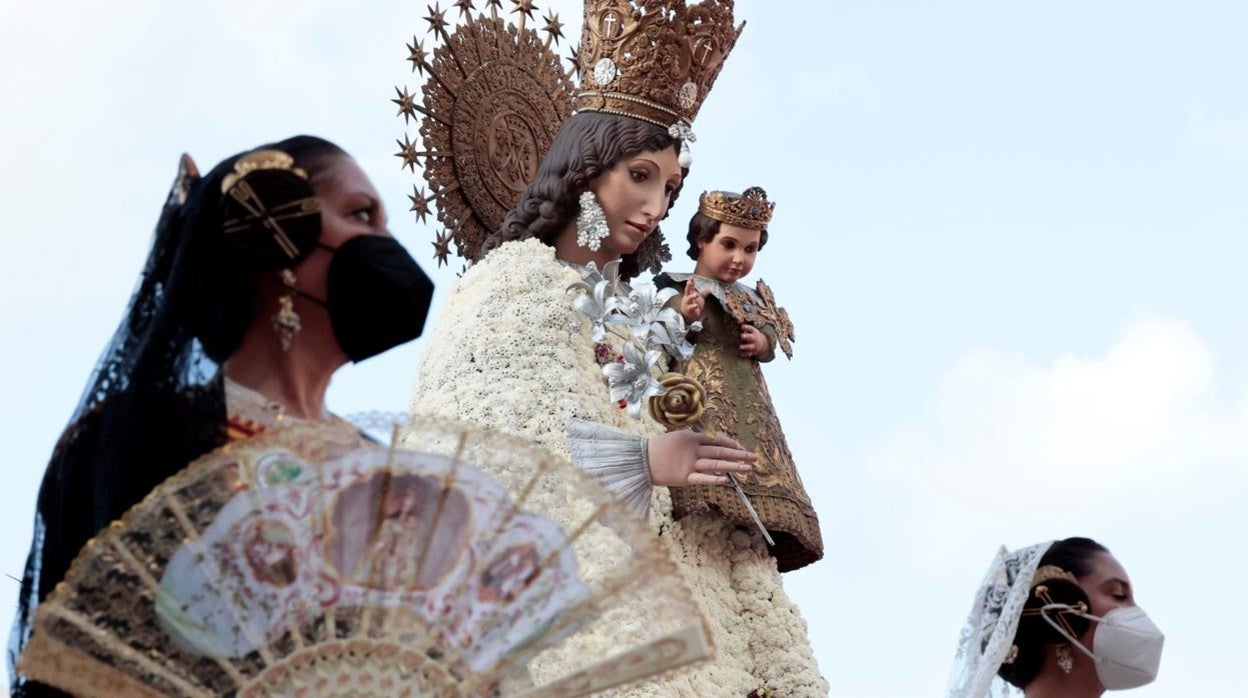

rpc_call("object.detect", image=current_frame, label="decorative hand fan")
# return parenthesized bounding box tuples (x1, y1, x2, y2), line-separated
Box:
(18, 417, 712, 696)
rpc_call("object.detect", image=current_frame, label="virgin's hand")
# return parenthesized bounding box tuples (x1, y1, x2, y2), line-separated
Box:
(680, 281, 706, 323)
(738, 324, 769, 357)
(647, 430, 756, 486)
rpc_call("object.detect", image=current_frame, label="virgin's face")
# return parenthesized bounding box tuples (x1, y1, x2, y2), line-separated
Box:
(589, 147, 682, 257)
(695, 223, 762, 284)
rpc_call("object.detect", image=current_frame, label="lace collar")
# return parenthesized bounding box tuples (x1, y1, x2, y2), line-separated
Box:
(661, 271, 761, 306)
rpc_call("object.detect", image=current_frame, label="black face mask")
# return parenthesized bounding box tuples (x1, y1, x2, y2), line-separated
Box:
(308, 235, 434, 362)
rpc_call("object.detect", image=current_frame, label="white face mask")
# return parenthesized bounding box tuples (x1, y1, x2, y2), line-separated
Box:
(1040, 604, 1165, 690)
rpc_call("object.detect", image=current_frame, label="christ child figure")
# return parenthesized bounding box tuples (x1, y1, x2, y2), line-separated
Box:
(655, 186, 822, 572)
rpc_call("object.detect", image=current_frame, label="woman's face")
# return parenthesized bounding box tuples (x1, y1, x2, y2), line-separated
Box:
(695, 223, 762, 284)
(589, 147, 682, 257)
(292, 154, 391, 301)
(1079, 551, 1136, 646)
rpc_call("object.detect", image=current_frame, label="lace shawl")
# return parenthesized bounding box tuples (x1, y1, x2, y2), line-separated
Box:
(948, 541, 1055, 697)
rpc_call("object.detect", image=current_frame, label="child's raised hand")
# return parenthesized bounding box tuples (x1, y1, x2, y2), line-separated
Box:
(680, 280, 706, 322)
(739, 324, 770, 358)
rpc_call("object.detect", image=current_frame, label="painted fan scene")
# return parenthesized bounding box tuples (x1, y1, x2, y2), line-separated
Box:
(1, 1, 1243, 696)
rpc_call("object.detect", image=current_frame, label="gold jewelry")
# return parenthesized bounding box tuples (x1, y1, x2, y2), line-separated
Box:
(271, 269, 302, 351)
(1022, 570, 1088, 642)
(1030, 565, 1079, 588)
(221, 150, 307, 193)
(220, 149, 321, 265)
(699, 186, 775, 230)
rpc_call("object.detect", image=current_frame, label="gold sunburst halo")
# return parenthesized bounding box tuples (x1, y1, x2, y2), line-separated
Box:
(397, 0, 574, 264)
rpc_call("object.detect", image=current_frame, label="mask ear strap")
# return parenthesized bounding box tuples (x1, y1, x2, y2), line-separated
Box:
(278, 271, 328, 308)
(281, 244, 336, 308)
(1030, 584, 1081, 638)
(1034, 602, 1100, 662)
(294, 288, 329, 309)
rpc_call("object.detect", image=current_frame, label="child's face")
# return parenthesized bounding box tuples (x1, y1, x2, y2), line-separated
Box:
(695, 223, 762, 284)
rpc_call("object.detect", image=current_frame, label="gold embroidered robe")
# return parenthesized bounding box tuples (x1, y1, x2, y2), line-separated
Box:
(657, 273, 822, 572)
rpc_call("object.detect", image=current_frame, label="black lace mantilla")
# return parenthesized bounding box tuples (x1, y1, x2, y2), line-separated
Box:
(7, 155, 235, 697)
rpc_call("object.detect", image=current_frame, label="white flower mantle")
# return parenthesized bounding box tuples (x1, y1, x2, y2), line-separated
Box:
(404, 239, 827, 696)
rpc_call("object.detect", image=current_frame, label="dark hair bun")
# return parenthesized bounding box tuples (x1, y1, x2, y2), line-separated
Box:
(999, 538, 1107, 688)
(219, 168, 322, 269)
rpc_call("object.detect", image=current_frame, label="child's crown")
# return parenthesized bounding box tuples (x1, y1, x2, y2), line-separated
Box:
(698, 186, 775, 230)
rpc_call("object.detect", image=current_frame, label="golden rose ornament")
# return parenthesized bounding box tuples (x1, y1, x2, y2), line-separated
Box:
(648, 372, 706, 429)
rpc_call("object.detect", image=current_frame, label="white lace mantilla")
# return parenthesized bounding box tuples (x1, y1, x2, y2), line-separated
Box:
(948, 541, 1055, 698)
(405, 239, 828, 696)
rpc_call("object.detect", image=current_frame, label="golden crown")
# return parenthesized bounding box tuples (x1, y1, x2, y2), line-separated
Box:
(395, 0, 747, 265)
(698, 186, 775, 230)
(574, 0, 744, 134)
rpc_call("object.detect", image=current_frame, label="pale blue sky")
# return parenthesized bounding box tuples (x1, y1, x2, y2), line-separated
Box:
(1, 1, 1244, 695)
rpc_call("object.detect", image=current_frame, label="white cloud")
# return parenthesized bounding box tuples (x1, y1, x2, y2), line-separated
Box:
(869, 314, 1248, 560)
(850, 315, 1248, 695)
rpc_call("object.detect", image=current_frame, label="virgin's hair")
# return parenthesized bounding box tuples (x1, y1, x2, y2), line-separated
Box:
(483, 111, 686, 279)
(999, 537, 1109, 688)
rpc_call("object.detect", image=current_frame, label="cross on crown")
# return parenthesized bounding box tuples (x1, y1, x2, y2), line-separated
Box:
(574, 0, 745, 130)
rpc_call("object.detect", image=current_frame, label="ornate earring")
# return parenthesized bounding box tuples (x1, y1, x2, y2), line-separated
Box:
(271, 269, 302, 351)
(668, 122, 696, 167)
(1056, 643, 1074, 674)
(576, 190, 609, 251)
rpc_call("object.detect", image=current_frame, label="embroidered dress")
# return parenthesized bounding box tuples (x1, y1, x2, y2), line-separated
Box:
(656, 273, 822, 573)
(405, 240, 827, 696)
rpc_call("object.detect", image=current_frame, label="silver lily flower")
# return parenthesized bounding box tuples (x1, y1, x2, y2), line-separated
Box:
(608, 283, 681, 339)
(573, 259, 624, 290)
(602, 342, 666, 418)
(647, 318, 695, 360)
(608, 282, 696, 360)
(568, 278, 614, 342)
(567, 261, 694, 419)
(568, 260, 628, 342)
